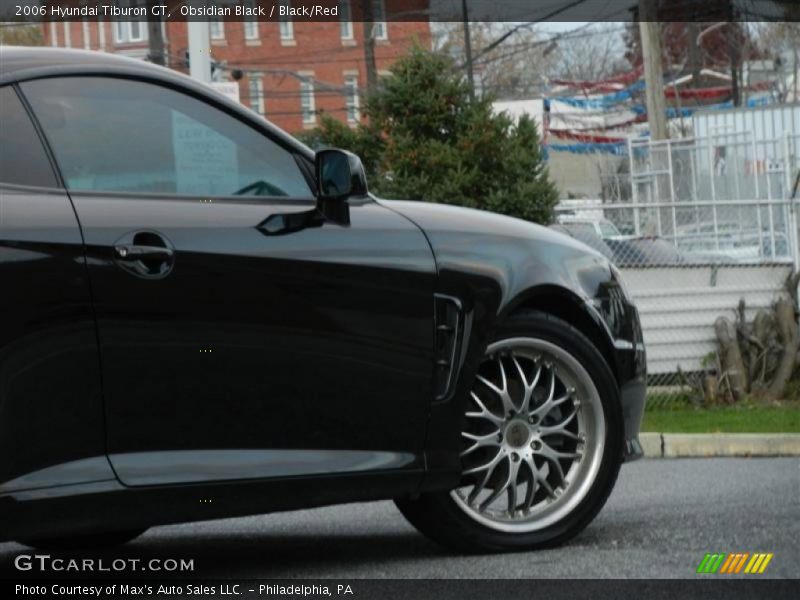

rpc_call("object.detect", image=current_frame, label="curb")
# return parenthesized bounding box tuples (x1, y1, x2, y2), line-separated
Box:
(639, 432, 800, 458)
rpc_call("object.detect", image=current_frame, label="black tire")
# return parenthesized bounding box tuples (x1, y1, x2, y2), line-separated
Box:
(396, 310, 623, 553)
(18, 528, 147, 550)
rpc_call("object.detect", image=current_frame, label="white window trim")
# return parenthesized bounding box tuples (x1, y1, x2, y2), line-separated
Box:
(243, 0, 260, 40)
(300, 78, 316, 125)
(129, 22, 145, 43)
(279, 21, 294, 41)
(114, 23, 146, 44)
(49, 21, 58, 47)
(249, 76, 265, 116)
(210, 21, 226, 40)
(279, 0, 294, 41)
(339, 0, 353, 40)
(372, 0, 388, 41)
(344, 74, 360, 124)
(244, 20, 259, 40)
(113, 1, 146, 44)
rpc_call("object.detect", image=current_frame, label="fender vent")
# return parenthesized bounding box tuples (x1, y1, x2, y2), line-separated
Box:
(434, 294, 464, 400)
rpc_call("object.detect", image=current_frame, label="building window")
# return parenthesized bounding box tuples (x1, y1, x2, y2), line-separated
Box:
(210, 21, 225, 40)
(114, 1, 146, 43)
(279, 0, 294, 41)
(372, 0, 387, 40)
(249, 76, 265, 116)
(344, 75, 360, 124)
(339, 0, 353, 40)
(300, 79, 316, 124)
(243, 0, 259, 40)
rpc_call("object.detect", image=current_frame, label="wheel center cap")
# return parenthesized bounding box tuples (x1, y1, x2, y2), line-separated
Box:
(505, 420, 530, 448)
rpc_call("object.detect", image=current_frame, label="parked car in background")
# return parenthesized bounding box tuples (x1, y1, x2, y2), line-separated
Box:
(552, 220, 684, 267)
(604, 236, 684, 267)
(556, 215, 623, 239)
(676, 221, 791, 263)
(548, 223, 615, 261)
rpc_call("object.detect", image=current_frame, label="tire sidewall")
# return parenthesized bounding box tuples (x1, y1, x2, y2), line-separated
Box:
(413, 310, 624, 552)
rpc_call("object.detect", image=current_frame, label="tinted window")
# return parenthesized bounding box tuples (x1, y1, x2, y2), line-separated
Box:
(22, 77, 311, 198)
(0, 86, 57, 187)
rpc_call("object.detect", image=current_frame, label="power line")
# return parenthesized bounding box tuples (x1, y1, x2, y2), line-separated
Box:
(467, 0, 591, 65)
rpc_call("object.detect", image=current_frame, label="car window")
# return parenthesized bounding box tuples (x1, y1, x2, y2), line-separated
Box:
(0, 86, 58, 188)
(21, 77, 312, 198)
(564, 223, 595, 237)
(597, 220, 620, 238)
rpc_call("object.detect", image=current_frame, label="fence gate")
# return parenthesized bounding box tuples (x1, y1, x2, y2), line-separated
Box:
(579, 129, 800, 407)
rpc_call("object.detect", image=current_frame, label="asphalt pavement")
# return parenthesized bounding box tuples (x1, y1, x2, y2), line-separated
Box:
(1, 458, 798, 579)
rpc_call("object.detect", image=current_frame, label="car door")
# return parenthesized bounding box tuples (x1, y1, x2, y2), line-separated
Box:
(0, 85, 112, 493)
(21, 75, 436, 486)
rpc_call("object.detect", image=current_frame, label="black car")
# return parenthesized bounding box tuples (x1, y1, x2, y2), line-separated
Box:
(0, 47, 646, 552)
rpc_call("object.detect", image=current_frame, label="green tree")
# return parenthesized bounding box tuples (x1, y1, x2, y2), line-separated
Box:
(0, 24, 43, 47)
(301, 48, 558, 224)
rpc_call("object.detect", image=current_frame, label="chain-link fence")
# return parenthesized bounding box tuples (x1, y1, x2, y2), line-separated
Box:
(555, 128, 800, 409)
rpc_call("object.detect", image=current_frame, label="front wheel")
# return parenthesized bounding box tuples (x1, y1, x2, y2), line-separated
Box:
(396, 310, 623, 552)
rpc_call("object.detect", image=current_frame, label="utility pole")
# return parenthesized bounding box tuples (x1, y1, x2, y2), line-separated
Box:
(146, 0, 165, 66)
(728, 20, 741, 106)
(187, 21, 211, 83)
(462, 0, 475, 100)
(638, 0, 668, 140)
(361, 0, 378, 92)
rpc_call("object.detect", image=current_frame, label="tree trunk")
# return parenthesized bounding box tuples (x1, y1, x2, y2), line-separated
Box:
(714, 316, 747, 402)
(768, 298, 799, 399)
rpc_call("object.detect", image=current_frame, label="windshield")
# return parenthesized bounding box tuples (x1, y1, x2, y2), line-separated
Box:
(598, 220, 621, 238)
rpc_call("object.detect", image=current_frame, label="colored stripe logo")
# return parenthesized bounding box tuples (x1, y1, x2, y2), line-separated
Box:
(697, 553, 774, 574)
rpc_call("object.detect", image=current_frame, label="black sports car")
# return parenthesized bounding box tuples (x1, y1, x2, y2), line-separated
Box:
(0, 47, 645, 552)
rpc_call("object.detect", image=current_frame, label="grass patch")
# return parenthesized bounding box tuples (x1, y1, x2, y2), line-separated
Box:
(642, 405, 800, 433)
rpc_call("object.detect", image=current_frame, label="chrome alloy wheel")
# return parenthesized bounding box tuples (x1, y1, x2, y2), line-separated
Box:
(450, 337, 606, 533)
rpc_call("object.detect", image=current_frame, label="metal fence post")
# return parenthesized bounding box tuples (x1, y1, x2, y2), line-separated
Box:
(785, 132, 800, 272)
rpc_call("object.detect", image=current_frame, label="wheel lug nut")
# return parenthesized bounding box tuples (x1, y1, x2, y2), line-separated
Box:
(511, 452, 519, 462)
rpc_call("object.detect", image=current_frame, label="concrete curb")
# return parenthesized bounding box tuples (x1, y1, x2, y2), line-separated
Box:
(639, 432, 800, 458)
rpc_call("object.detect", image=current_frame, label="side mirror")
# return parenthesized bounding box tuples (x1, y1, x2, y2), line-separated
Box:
(315, 149, 368, 201)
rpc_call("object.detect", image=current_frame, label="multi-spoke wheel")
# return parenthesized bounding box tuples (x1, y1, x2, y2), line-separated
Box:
(396, 310, 623, 552)
(451, 338, 604, 532)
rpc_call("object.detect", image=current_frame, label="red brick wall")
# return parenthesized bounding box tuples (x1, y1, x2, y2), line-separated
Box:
(41, 7, 430, 134)
(167, 18, 430, 133)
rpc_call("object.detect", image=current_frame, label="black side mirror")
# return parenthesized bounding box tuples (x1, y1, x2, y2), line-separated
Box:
(315, 149, 368, 201)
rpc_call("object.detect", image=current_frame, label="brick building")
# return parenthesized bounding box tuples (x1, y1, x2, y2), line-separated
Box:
(42, 1, 430, 133)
